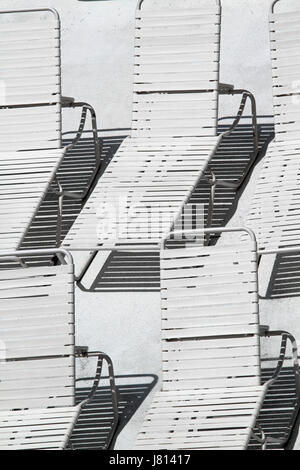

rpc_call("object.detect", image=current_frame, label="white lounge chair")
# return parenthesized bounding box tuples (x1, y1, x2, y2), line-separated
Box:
(0, 248, 118, 450)
(62, 0, 258, 263)
(134, 227, 300, 450)
(0, 8, 100, 252)
(246, 0, 300, 252)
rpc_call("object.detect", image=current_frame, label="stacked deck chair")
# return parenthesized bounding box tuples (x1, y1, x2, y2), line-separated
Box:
(134, 228, 300, 450)
(62, 0, 257, 264)
(0, 249, 118, 450)
(0, 8, 99, 253)
(246, 0, 300, 252)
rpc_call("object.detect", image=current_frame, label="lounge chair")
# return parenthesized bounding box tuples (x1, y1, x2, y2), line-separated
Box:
(134, 227, 300, 450)
(0, 248, 118, 450)
(62, 0, 258, 266)
(0, 8, 100, 252)
(246, 0, 300, 251)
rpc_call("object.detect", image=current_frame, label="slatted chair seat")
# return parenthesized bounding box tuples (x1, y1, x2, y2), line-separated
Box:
(62, 0, 233, 253)
(246, 0, 300, 251)
(0, 249, 118, 450)
(134, 228, 300, 450)
(0, 407, 80, 450)
(0, 9, 63, 251)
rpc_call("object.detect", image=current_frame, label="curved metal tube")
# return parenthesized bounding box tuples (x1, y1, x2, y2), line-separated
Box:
(0, 248, 73, 266)
(216, 88, 259, 190)
(271, 0, 282, 14)
(261, 330, 300, 448)
(77, 351, 119, 449)
(65, 107, 88, 152)
(251, 426, 267, 450)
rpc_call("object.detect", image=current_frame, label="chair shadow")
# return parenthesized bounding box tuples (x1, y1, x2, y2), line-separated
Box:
(69, 373, 158, 450)
(265, 253, 300, 299)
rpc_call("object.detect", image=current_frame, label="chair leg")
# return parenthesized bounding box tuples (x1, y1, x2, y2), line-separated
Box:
(205, 170, 217, 245)
(56, 183, 64, 248)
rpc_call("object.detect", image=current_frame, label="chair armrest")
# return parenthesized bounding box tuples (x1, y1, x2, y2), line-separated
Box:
(58, 99, 101, 200)
(259, 325, 270, 337)
(75, 345, 89, 357)
(218, 83, 235, 94)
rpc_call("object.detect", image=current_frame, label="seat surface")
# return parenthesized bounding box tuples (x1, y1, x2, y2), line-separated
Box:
(0, 148, 65, 251)
(0, 405, 80, 450)
(63, 136, 219, 250)
(134, 386, 266, 450)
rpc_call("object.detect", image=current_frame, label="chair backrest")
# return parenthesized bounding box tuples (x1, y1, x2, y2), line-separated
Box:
(270, 0, 300, 142)
(131, 0, 221, 138)
(0, 9, 61, 151)
(0, 252, 75, 410)
(160, 234, 260, 391)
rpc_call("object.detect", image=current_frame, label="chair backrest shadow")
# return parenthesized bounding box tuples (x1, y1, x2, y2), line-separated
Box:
(88, 118, 275, 292)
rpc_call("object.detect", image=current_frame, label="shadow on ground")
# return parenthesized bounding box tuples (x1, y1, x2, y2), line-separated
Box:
(69, 374, 158, 450)
(68, 366, 298, 450)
